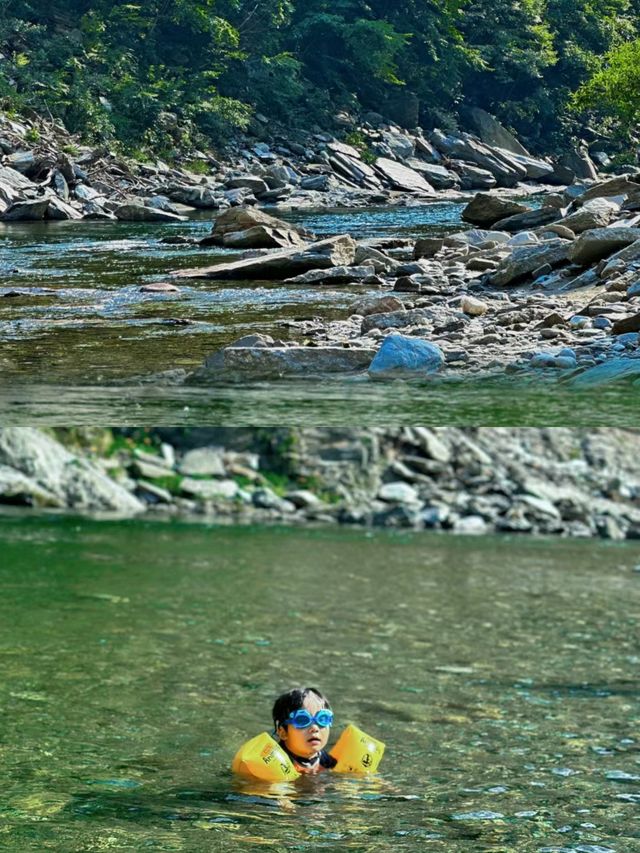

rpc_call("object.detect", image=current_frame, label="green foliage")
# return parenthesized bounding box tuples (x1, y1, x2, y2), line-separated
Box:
(572, 38, 640, 139)
(0, 0, 638, 153)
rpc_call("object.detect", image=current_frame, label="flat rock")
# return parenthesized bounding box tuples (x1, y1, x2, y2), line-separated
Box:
(115, 203, 187, 222)
(571, 357, 640, 387)
(405, 159, 459, 189)
(174, 235, 357, 280)
(462, 193, 531, 227)
(179, 448, 226, 477)
(452, 162, 497, 189)
(368, 335, 444, 380)
(221, 224, 306, 250)
(559, 198, 620, 234)
(577, 176, 640, 206)
(194, 345, 374, 380)
(489, 240, 571, 287)
(1, 198, 50, 221)
(140, 282, 181, 293)
(493, 207, 559, 232)
(469, 108, 530, 156)
(568, 227, 640, 266)
(414, 237, 445, 259)
(362, 308, 432, 334)
(285, 265, 374, 285)
(349, 295, 404, 316)
(375, 158, 436, 195)
(612, 312, 640, 335)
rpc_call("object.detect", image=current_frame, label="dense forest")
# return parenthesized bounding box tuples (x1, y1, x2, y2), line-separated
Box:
(1, 0, 640, 157)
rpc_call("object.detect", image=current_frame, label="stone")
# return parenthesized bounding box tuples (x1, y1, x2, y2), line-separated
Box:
(559, 148, 598, 181)
(488, 240, 571, 287)
(252, 488, 295, 513)
(559, 198, 620, 233)
(452, 162, 497, 189)
(577, 175, 640, 206)
(431, 130, 526, 186)
(462, 193, 531, 227)
(612, 313, 640, 335)
(375, 158, 436, 195)
(380, 130, 415, 160)
(501, 150, 554, 181)
(284, 265, 375, 285)
(362, 308, 432, 334)
(210, 206, 310, 249)
(405, 159, 459, 189)
(461, 296, 488, 316)
(348, 295, 404, 316)
(181, 478, 238, 500)
(0, 465, 62, 507)
(166, 185, 221, 208)
(571, 357, 640, 387)
(179, 447, 226, 476)
(46, 196, 83, 221)
(225, 175, 270, 195)
(175, 235, 357, 281)
(0, 428, 144, 513)
(368, 334, 444, 380)
(300, 174, 333, 192)
(1, 199, 50, 221)
(378, 482, 419, 504)
(114, 203, 187, 222)
(193, 345, 375, 380)
(139, 282, 180, 293)
(468, 108, 530, 156)
(493, 207, 559, 232)
(568, 228, 640, 266)
(414, 238, 444, 259)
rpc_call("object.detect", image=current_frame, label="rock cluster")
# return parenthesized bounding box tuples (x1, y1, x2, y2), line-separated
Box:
(189, 172, 640, 387)
(1, 427, 639, 541)
(0, 108, 569, 222)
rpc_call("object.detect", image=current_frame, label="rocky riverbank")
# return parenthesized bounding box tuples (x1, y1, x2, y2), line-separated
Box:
(0, 106, 593, 222)
(175, 175, 640, 388)
(1, 427, 639, 540)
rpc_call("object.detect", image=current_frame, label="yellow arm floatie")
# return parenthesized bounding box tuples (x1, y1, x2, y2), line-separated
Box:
(329, 724, 385, 773)
(231, 732, 300, 782)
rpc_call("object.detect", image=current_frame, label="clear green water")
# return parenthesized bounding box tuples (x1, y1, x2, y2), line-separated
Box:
(2, 515, 639, 851)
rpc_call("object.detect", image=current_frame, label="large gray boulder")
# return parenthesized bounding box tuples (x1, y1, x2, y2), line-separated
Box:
(174, 235, 357, 281)
(405, 158, 460, 189)
(0, 428, 144, 513)
(451, 162, 497, 189)
(208, 206, 311, 249)
(558, 198, 620, 234)
(493, 207, 559, 232)
(193, 345, 375, 380)
(284, 265, 375, 285)
(115, 203, 187, 222)
(462, 193, 531, 227)
(468, 108, 530, 156)
(431, 130, 526, 186)
(368, 335, 444, 380)
(488, 240, 571, 286)
(0, 199, 50, 221)
(568, 227, 640, 266)
(375, 158, 436, 195)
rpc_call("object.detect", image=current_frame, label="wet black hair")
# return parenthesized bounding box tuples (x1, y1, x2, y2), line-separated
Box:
(272, 687, 331, 731)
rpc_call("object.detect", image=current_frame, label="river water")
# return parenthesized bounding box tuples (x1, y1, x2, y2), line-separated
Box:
(2, 515, 639, 851)
(5, 198, 636, 427)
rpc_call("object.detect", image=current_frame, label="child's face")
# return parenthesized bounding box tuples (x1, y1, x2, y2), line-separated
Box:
(278, 693, 331, 758)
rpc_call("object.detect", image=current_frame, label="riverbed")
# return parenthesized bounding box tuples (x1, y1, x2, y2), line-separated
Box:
(2, 516, 639, 851)
(2, 199, 638, 426)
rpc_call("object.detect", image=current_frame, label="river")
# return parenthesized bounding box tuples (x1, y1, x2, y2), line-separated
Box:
(2, 515, 639, 851)
(1, 200, 637, 426)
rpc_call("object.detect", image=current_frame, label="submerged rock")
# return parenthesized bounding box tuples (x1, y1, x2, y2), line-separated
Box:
(209, 206, 311, 249)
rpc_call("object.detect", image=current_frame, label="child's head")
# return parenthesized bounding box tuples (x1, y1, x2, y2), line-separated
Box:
(273, 687, 333, 758)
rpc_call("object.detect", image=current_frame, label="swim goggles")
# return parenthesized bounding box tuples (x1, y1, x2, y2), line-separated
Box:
(287, 709, 334, 729)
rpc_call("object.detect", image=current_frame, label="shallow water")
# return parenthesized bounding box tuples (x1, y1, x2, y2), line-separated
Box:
(2, 516, 639, 851)
(1, 375, 639, 427)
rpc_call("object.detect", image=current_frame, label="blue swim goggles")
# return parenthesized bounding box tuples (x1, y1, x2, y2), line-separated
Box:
(287, 709, 334, 729)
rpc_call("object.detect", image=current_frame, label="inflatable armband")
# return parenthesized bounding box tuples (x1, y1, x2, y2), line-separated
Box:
(329, 723, 385, 774)
(231, 732, 300, 782)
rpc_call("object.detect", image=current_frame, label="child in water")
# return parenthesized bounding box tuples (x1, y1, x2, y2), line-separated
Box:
(273, 686, 337, 774)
